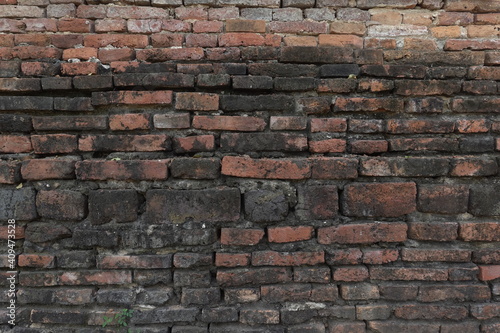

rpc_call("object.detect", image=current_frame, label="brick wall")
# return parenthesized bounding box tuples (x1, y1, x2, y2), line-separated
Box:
(1, 0, 499, 331)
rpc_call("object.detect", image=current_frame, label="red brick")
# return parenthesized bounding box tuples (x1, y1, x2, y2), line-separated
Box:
(95, 19, 127, 32)
(76, 160, 168, 181)
(221, 156, 311, 180)
(18, 254, 55, 268)
(220, 228, 264, 246)
(126, 19, 163, 34)
(173, 135, 215, 153)
(98, 48, 135, 63)
(175, 92, 219, 111)
(268, 226, 314, 243)
(408, 222, 458, 241)
(0, 225, 24, 240)
(363, 249, 399, 265)
(61, 62, 98, 76)
(310, 118, 347, 132)
(342, 182, 416, 217)
(21, 159, 75, 180)
(92, 91, 173, 105)
(350, 140, 388, 154)
(370, 267, 448, 281)
(62, 48, 97, 61)
(14, 34, 50, 46)
(325, 249, 362, 265)
(192, 115, 266, 132)
(219, 33, 281, 47)
(226, 19, 266, 33)
(193, 20, 223, 33)
(0, 46, 62, 60)
(109, 114, 150, 131)
(471, 304, 500, 320)
(310, 157, 358, 179)
(401, 249, 471, 262)
(365, 37, 397, 49)
(84, 34, 149, 48)
(309, 138, 346, 153)
(206, 47, 241, 61)
(185, 33, 218, 47)
(318, 223, 407, 245)
(456, 119, 490, 133)
(468, 66, 500, 80)
(269, 21, 328, 34)
(445, 39, 500, 51)
(79, 134, 170, 152)
(319, 34, 363, 48)
(460, 222, 500, 241)
(58, 18, 92, 33)
(334, 266, 369, 282)
(215, 253, 250, 267)
(284, 35, 318, 46)
(252, 251, 324, 266)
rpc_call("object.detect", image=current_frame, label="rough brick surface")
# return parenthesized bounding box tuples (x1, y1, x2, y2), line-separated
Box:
(1, 0, 498, 330)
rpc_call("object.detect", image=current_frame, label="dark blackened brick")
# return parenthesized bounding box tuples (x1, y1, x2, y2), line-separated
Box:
(274, 77, 317, 91)
(384, 50, 484, 66)
(469, 184, 500, 216)
(418, 185, 469, 214)
(174, 270, 211, 288)
(361, 65, 426, 78)
(32, 116, 107, 131)
(133, 307, 200, 324)
(213, 63, 247, 75)
(25, 222, 72, 243)
(89, 190, 138, 225)
(0, 96, 53, 111)
(57, 251, 95, 268)
(452, 97, 500, 113)
(320, 64, 360, 77)
(197, 74, 231, 88)
(233, 75, 273, 90)
(0, 161, 20, 184)
(36, 190, 86, 221)
(41, 77, 72, 90)
(245, 190, 288, 222)
(248, 63, 318, 77)
(0, 61, 20, 77)
(170, 158, 220, 180)
(220, 94, 295, 111)
(96, 289, 135, 305)
(242, 46, 280, 61)
(280, 46, 354, 63)
(72, 229, 119, 248)
(296, 185, 338, 220)
(459, 137, 495, 153)
(406, 97, 447, 113)
(427, 67, 467, 79)
(79, 134, 171, 152)
(220, 133, 307, 152)
(0, 78, 41, 92)
(32, 134, 78, 154)
(73, 75, 113, 90)
(143, 73, 195, 88)
(298, 97, 331, 114)
(181, 287, 220, 305)
(147, 188, 240, 223)
(54, 97, 94, 111)
(201, 307, 238, 323)
(0, 115, 32, 132)
(0, 188, 37, 221)
(31, 310, 87, 325)
(217, 267, 292, 287)
(174, 253, 212, 268)
(175, 228, 217, 246)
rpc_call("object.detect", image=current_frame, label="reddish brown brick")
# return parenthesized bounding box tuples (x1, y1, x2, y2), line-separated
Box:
(92, 91, 173, 105)
(401, 249, 471, 262)
(226, 19, 266, 33)
(173, 135, 215, 153)
(109, 114, 150, 131)
(222, 156, 311, 180)
(417, 184, 469, 214)
(18, 254, 55, 268)
(0, 135, 32, 153)
(309, 138, 346, 153)
(460, 222, 500, 241)
(215, 253, 251, 267)
(310, 157, 358, 179)
(479, 266, 500, 281)
(268, 226, 314, 243)
(193, 115, 266, 132)
(318, 223, 407, 245)
(334, 266, 369, 282)
(175, 92, 219, 111)
(408, 222, 459, 241)
(252, 251, 324, 266)
(76, 160, 168, 181)
(363, 249, 399, 265)
(350, 140, 388, 154)
(21, 159, 75, 180)
(220, 228, 264, 246)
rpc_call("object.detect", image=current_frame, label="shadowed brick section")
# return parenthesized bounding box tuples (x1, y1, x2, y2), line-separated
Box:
(469, 184, 500, 216)
(220, 94, 294, 111)
(409, 222, 459, 241)
(221, 228, 264, 246)
(170, 158, 220, 179)
(0, 96, 53, 111)
(310, 157, 359, 179)
(280, 46, 354, 63)
(318, 223, 407, 245)
(418, 285, 491, 302)
(76, 160, 168, 181)
(176, 92, 219, 111)
(342, 182, 416, 217)
(193, 116, 266, 132)
(32, 116, 107, 131)
(370, 267, 448, 281)
(133, 307, 200, 324)
(222, 156, 311, 180)
(147, 188, 240, 223)
(0, 161, 20, 184)
(0, 115, 32, 132)
(245, 190, 288, 222)
(394, 305, 467, 321)
(417, 184, 469, 214)
(89, 190, 138, 225)
(36, 190, 86, 221)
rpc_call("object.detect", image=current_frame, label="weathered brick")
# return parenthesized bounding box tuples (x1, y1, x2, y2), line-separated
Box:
(22, 159, 75, 180)
(89, 190, 138, 225)
(368, 321, 440, 333)
(350, 140, 388, 154)
(32, 134, 77, 154)
(418, 284, 491, 302)
(384, 50, 484, 66)
(356, 305, 391, 320)
(253, 251, 324, 266)
(99, 255, 171, 269)
(452, 97, 500, 113)
(221, 133, 307, 152)
(319, 223, 407, 245)
(318, 34, 363, 48)
(217, 267, 292, 287)
(79, 134, 170, 152)
(245, 190, 288, 222)
(109, 114, 150, 131)
(362, 249, 399, 265)
(334, 97, 403, 112)
(380, 285, 418, 301)
(220, 94, 295, 111)
(417, 184, 469, 214)
(401, 249, 471, 262)
(309, 138, 346, 153)
(92, 90, 173, 106)
(175, 92, 219, 111)
(170, 158, 220, 180)
(240, 308, 280, 325)
(280, 46, 354, 63)
(342, 182, 416, 217)
(479, 266, 500, 281)
(469, 184, 500, 216)
(147, 188, 240, 223)
(334, 266, 369, 282)
(0, 161, 20, 184)
(32, 116, 107, 131)
(395, 305, 467, 321)
(133, 307, 200, 325)
(370, 267, 448, 281)
(233, 75, 273, 90)
(25, 222, 71, 243)
(221, 228, 264, 246)
(389, 138, 459, 152)
(222, 156, 311, 180)
(154, 113, 190, 129)
(0, 135, 32, 153)
(18, 254, 55, 269)
(36, 190, 86, 221)
(408, 222, 458, 241)
(293, 267, 330, 283)
(173, 135, 215, 153)
(460, 222, 500, 241)
(296, 185, 338, 220)
(310, 157, 358, 179)
(298, 96, 332, 113)
(340, 283, 379, 300)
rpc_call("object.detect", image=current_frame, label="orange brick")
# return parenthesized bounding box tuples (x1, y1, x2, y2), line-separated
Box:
(109, 114, 150, 131)
(268, 226, 314, 243)
(403, 38, 438, 50)
(430, 26, 462, 38)
(330, 22, 366, 36)
(319, 34, 363, 48)
(61, 62, 98, 76)
(284, 36, 318, 46)
(62, 47, 98, 61)
(468, 25, 500, 38)
(226, 19, 266, 33)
